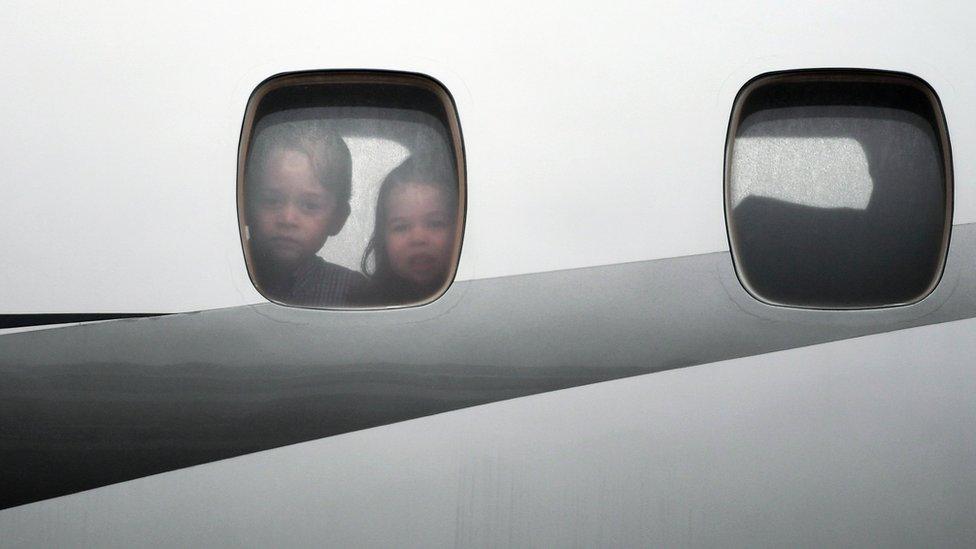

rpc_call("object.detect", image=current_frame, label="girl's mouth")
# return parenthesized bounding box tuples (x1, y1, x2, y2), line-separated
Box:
(407, 254, 437, 270)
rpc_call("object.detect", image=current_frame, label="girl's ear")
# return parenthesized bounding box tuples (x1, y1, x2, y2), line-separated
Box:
(326, 202, 351, 237)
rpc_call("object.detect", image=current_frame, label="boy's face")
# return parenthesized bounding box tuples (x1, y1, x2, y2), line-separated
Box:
(250, 149, 347, 269)
(384, 182, 455, 286)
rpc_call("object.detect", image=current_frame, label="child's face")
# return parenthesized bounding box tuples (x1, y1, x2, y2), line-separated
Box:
(250, 149, 343, 268)
(384, 182, 455, 286)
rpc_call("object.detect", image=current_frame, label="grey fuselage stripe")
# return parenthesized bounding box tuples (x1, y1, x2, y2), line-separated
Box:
(3, 223, 976, 510)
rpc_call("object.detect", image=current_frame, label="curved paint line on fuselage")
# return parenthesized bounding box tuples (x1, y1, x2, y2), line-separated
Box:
(2, 222, 976, 509)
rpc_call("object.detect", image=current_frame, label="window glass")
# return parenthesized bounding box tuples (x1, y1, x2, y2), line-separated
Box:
(239, 72, 465, 308)
(726, 71, 952, 309)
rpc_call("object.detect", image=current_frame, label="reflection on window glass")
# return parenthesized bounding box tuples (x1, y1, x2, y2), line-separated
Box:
(726, 70, 951, 309)
(240, 73, 464, 308)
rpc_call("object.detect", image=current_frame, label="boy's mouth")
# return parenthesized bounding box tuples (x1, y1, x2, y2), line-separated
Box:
(267, 237, 303, 254)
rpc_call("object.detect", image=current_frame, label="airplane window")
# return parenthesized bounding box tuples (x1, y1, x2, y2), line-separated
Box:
(238, 72, 465, 309)
(725, 70, 952, 309)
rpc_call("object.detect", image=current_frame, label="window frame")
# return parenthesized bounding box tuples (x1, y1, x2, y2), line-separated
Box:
(236, 70, 467, 310)
(723, 68, 954, 310)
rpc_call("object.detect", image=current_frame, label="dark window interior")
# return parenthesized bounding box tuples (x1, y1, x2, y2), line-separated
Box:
(726, 71, 951, 309)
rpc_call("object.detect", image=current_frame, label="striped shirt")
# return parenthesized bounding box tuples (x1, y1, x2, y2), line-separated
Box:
(261, 256, 367, 308)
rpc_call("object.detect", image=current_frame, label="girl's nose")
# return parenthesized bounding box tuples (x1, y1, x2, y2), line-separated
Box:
(408, 226, 430, 244)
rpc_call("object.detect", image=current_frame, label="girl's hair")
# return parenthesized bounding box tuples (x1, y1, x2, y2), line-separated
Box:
(361, 155, 458, 279)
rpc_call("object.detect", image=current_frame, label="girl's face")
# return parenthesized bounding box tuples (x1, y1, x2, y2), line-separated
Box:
(384, 182, 455, 287)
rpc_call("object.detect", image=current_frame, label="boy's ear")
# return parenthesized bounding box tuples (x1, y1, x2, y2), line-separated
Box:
(326, 202, 351, 237)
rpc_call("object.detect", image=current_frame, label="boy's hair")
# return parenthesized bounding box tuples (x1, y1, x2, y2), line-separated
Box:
(361, 154, 458, 278)
(245, 121, 353, 206)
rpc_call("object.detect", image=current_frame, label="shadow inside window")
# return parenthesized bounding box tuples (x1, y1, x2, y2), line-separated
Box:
(729, 77, 949, 308)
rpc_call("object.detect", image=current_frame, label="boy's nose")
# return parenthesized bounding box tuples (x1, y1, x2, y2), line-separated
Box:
(278, 203, 301, 225)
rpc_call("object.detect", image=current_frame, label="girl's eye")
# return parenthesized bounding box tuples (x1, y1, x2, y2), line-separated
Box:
(427, 220, 447, 229)
(390, 223, 409, 233)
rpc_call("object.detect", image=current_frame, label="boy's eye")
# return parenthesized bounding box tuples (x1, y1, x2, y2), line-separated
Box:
(300, 200, 326, 213)
(257, 193, 283, 208)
